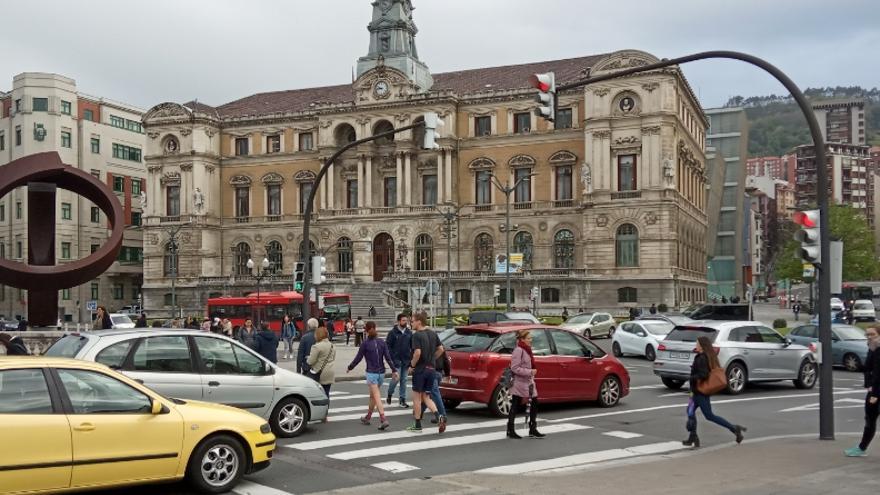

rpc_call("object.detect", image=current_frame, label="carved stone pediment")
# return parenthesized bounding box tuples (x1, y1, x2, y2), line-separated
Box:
(549, 150, 578, 165)
(592, 50, 659, 74)
(417, 158, 438, 171)
(468, 157, 496, 170)
(143, 102, 192, 122)
(294, 170, 317, 183)
(160, 172, 181, 185)
(229, 174, 252, 187)
(613, 136, 641, 146)
(261, 172, 285, 185)
(509, 154, 537, 169)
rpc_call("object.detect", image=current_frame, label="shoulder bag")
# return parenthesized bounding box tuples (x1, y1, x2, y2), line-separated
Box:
(696, 366, 728, 395)
(306, 344, 334, 382)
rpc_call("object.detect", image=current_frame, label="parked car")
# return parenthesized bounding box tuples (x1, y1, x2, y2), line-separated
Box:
(439, 323, 630, 416)
(467, 311, 539, 324)
(830, 297, 845, 312)
(45, 329, 329, 437)
(788, 323, 869, 371)
(685, 304, 753, 321)
(118, 305, 142, 316)
(0, 356, 275, 494)
(612, 320, 674, 361)
(559, 312, 616, 338)
(108, 313, 136, 329)
(504, 312, 541, 324)
(852, 299, 876, 322)
(636, 314, 694, 326)
(653, 321, 818, 394)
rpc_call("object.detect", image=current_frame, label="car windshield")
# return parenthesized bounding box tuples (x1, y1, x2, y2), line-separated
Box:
(110, 315, 133, 325)
(854, 302, 873, 310)
(505, 313, 539, 323)
(834, 326, 866, 340)
(444, 330, 498, 352)
(665, 326, 719, 342)
(666, 316, 694, 325)
(45, 335, 89, 357)
(567, 314, 593, 324)
(643, 322, 674, 335)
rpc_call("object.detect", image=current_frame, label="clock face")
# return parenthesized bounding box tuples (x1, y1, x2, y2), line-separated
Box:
(374, 81, 390, 98)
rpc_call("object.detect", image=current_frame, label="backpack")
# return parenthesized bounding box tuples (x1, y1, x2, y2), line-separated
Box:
(500, 366, 513, 388)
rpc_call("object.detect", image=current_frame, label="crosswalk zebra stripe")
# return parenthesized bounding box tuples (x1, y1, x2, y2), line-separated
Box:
(328, 423, 590, 460)
(602, 430, 643, 439)
(326, 408, 414, 421)
(326, 394, 371, 402)
(232, 480, 295, 495)
(476, 441, 686, 474)
(288, 419, 510, 450)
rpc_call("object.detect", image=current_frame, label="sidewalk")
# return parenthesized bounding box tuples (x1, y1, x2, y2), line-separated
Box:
(276, 338, 392, 382)
(308, 434, 875, 494)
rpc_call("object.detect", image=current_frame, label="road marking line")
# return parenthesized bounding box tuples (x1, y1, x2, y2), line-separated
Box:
(658, 392, 689, 397)
(288, 419, 510, 450)
(371, 461, 420, 473)
(328, 391, 350, 396)
(778, 397, 866, 412)
(328, 424, 590, 460)
(629, 385, 665, 390)
(602, 430, 643, 439)
(329, 403, 482, 414)
(546, 389, 865, 423)
(327, 409, 414, 421)
(326, 394, 371, 402)
(233, 480, 295, 495)
(476, 441, 686, 475)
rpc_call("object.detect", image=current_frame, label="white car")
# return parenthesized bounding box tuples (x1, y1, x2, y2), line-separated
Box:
(109, 313, 136, 329)
(831, 298, 845, 311)
(45, 329, 329, 437)
(852, 299, 876, 322)
(612, 320, 674, 361)
(560, 312, 616, 339)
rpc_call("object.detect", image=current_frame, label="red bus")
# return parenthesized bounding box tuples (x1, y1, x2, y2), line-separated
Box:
(207, 291, 351, 335)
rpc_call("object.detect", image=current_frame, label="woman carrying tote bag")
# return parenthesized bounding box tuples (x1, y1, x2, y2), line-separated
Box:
(683, 336, 747, 448)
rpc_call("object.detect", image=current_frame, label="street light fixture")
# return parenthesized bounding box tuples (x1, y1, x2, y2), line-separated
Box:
(248, 257, 271, 325)
(482, 172, 536, 311)
(434, 201, 461, 328)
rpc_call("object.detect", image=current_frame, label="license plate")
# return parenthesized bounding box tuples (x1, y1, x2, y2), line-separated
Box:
(442, 376, 458, 385)
(670, 352, 691, 360)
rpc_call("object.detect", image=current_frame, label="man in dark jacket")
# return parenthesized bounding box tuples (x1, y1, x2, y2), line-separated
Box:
(385, 314, 412, 407)
(0, 333, 29, 355)
(254, 324, 280, 364)
(296, 318, 319, 374)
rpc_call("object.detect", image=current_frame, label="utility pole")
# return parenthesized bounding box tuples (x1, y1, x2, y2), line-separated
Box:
(484, 173, 534, 311)
(434, 202, 461, 328)
(164, 222, 190, 320)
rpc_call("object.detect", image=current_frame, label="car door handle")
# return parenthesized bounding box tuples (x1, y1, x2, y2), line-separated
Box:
(208, 381, 221, 387)
(768, 351, 776, 355)
(73, 423, 95, 432)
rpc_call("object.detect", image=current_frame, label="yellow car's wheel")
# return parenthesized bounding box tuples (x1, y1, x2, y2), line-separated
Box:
(187, 434, 246, 494)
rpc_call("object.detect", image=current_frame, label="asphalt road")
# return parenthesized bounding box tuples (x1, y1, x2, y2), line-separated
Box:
(91, 334, 869, 495)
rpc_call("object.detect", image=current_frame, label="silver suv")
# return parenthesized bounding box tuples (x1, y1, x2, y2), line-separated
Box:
(45, 329, 329, 437)
(652, 321, 818, 394)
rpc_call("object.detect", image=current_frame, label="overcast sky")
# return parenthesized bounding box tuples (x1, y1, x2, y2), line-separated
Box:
(2, 0, 877, 110)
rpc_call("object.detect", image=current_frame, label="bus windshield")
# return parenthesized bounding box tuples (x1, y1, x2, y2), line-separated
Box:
(323, 296, 351, 318)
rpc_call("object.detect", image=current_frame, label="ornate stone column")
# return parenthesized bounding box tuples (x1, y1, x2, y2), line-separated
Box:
(404, 152, 412, 205)
(396, 152, 404, 206)
(436, 151, 444, 204)
(365, 155, 373, 207)
(357, 156, 365, 207)
(444, 148, 453, 203)
(327, 161, 335, 210)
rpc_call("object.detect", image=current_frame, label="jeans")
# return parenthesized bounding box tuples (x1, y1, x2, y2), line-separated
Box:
(387, 360, 409, 402)
(322, 383, 331, 409)
(687, 393, 735, 433)
(859, 392, 880, 451)
(421, 371, 447, 417)
(283, 337, 294, 355)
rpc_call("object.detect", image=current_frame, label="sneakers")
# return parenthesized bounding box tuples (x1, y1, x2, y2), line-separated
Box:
(386, 395, 392, 405)
(845, 447, 867, 457)
(399, 401, 410, 409)
(406, 424, 423, 433)
(430, 412, 440, 424)
(438, 415, 447, 434)
(360, 416, 371, 425)
(378, 421, 390, 431)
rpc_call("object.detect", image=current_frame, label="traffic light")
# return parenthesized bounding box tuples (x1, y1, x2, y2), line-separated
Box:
(423, 112, 444, 150)
(311, 256, 327, 285)
(493, 284, 500, 298)
(293, 262, 305, 291)
(530, 286, 540, 301)
(529, 72, 556, 122)
(793, 209, 821, 264)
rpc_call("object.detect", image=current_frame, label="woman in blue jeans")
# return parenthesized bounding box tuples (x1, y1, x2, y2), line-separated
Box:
(683, 336, 746, 448)
(281, 314, 297, 360)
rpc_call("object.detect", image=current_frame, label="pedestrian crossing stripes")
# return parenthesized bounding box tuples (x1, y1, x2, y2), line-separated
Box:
(289, 419, 510, 450)
(327, 408, 415, 422)
(233, 480, 295, 495)
(328, 423, 591, 460)
(602, 430, 643, 439)
(475, 441, 687, 475)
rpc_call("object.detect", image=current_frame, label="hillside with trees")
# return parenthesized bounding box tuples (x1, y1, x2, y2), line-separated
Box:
(722, 86, 880, 157)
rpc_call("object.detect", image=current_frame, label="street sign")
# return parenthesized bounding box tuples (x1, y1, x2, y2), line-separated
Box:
(426, 279, 440, 297)
(86, 300, 97, 311)
(802, 263, 815, 279)
(448, 291, 453, 305)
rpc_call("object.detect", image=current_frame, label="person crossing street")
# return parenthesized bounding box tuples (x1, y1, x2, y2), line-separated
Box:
(506, 329, 543, 439)
(347, 322, 397, 431)
(683, 336, 746, 448)
(386, 314, 412, 408)
(407, 311, 445, 434)
(845, 327, 880, 457)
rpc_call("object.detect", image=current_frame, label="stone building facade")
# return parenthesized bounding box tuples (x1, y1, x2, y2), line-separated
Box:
(140, 1, 708, 315)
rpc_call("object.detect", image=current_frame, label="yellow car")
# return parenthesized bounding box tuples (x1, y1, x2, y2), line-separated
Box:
(0, 356, 275, 494)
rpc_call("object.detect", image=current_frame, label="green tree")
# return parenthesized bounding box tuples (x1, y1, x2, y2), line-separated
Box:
(774, 237, 803, 281)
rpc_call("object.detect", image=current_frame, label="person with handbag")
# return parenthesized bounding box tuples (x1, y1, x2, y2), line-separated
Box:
(683, 336, 746, 448)
(507, 329, 544, 439)
(346, 322, 398, 430)
(307, 326, 337, 421)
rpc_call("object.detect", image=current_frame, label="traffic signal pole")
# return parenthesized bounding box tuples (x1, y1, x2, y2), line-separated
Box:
(544, 51, 832, 439)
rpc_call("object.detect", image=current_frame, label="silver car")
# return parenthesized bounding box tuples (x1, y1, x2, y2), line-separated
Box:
(652, 320, 818, 394)
(45, 329, 329, 437)
(560, 312, 616, 339)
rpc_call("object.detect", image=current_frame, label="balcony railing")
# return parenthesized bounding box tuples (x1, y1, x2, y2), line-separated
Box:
(382, 268, 587, 281)
(473, 204, 494, 213)
(513, 202, 533, 210)
(610, 190, 642, 200)
(553, 199, 575, 208)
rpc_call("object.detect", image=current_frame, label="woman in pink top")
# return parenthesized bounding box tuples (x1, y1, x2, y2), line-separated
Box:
(507, 329, 544, 439)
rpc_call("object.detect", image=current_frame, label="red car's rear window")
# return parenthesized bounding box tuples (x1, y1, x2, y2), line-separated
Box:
(445, 330, 498, 353)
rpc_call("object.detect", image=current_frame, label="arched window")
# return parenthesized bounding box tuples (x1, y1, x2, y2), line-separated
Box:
(266, 241, 283, 274)
(474, 233, 494, 271)
(163, 242, 178, 277)
(233, 242, 251, 276)
(337, 237, 353, 273)
(415, 234, 433, 271)
(615, 224, 639, 267)
(513, 231, 534, 270)
(553, 229, 575, 268)
(334, 124, 356, 147)
(373, 120, 395, 145)
(299, 240, 317, 263)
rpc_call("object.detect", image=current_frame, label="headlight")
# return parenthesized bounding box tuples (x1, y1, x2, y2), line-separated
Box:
(260, 423, 271, 434)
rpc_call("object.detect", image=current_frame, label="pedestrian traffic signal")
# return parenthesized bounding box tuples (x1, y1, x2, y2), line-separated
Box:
(529, 72, 556, 122)
(311, 256, 327, 285)
(793, 210, 821, 264)
(530, 286, 540, 301)
(423, 112, 444, 150)
(493, 284, 500, 298)
(294, 261, 306, 291)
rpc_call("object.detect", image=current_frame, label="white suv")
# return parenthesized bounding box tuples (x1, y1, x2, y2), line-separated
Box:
(653, 320, 817, 394)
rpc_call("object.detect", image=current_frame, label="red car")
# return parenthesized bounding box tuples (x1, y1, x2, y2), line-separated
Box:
(439, 323, 630, 416)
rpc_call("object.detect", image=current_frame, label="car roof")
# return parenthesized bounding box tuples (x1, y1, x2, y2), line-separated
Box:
(672, 320, 764, 330)
(456, 322, 558, 334)
(63, 328, 209, 339)
(0, 356, 112, 371)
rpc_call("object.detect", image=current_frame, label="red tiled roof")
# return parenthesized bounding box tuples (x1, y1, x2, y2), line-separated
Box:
(213, 54, 606, 119)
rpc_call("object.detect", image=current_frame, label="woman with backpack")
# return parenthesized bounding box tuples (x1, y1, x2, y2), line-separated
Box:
(507, 329, 544, 439)
(683, 336, 746, 448)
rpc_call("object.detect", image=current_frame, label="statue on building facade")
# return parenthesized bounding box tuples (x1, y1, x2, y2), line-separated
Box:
(193, 188, 205, 213)
(580, 162, 593, 193)
(139, 191, 147, 209)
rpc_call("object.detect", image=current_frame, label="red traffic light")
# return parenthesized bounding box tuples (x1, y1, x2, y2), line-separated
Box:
(792, 210, 819, 228)
(529, 73, 554, 93)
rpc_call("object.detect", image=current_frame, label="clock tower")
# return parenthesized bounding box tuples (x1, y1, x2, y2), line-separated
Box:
(357, 0, 433, 92)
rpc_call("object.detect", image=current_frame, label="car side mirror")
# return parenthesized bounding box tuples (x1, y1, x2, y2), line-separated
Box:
(264, 365, 276, 376)
(583, 349, 593, 360)
(151, 399, 164, 415)
(638, 332, 647, 338)
(783, 337, 792, 347)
